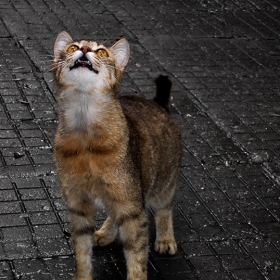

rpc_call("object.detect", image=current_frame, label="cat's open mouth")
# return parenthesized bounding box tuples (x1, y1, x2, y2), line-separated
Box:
(70, 56, 99, 74)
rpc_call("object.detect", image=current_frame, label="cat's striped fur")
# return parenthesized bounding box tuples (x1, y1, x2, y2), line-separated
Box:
(53, 31, 182, 280)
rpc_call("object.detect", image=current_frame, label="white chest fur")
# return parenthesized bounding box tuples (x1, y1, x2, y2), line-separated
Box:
(60, 87, 109, 131)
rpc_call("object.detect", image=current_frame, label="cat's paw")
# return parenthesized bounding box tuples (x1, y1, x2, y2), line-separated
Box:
(93, 230, 116, 247)
(154, 239, 177, 255)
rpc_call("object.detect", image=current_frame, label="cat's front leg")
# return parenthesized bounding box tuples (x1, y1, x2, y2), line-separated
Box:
(72, 234, 93, 280)
(118, 210, 148, 280)
(70, 211, 96, 280)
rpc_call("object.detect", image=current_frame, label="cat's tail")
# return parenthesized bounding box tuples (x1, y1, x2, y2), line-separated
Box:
(153, 74, 172, 113)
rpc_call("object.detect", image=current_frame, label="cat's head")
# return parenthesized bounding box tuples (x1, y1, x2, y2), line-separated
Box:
(53, 31, 130, 93)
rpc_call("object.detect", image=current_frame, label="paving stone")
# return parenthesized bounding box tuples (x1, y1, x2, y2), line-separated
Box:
(181, 242, 213, 258)
(220, 254, 255, 270)
(189, 255, 223, 272)
(44, 256, 75, 278)
(23, 200, 52, 213)
(29, 211, 58, 225)
(3, 240, 37, 259)
(13, 259, 47, 276)
(0, 261, 13, 278)
(198, 270, 232, 280)
(37, 238, 72, 258)
(231, 269, 265, 280)
(0, 214, 27, 227)
(0, 202, 22, 214)
(33, 224, 64, 239)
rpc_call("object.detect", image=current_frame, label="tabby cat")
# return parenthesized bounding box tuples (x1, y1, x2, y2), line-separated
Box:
(53, 31, 182, 280)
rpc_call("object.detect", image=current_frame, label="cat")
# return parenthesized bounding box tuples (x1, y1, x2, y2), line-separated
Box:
(53, 31, 182, 280)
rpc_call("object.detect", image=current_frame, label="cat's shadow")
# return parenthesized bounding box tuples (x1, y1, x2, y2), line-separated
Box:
(92, 211, 167, 280)
(93, 243, 165, 280)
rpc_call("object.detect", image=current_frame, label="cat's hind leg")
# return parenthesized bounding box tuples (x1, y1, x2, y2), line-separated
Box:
(153, 207, 177, 255)
(93, 216, 118, 246)
(150, 183, 177, 255)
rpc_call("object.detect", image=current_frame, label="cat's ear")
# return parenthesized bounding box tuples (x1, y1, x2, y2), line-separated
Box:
(54, 31, 73, 60)
(110, 38, 130, 70)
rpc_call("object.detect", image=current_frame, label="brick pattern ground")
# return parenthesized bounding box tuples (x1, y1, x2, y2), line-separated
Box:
(0, 0, 280, 279)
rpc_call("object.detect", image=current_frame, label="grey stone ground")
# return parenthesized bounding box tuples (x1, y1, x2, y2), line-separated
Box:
(0, 0, 280, 279)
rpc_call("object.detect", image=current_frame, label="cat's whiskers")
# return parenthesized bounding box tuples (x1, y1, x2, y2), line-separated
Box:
(44, 54, 55, 58)
(100, 38, 110, 46)
(43, 57, 70, 72)
(105, 64, 121, 71)
(44, 62, 65, 73)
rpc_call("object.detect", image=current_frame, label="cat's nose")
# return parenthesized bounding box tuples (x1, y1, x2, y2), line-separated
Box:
(81, 46, 90, 54)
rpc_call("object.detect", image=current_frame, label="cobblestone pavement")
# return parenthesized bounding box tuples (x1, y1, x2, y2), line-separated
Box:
(0, 0, 280, 279)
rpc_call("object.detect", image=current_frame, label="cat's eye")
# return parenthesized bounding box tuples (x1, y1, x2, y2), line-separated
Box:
(67, 45, 79, 53)
(96, 49, 108, 57)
